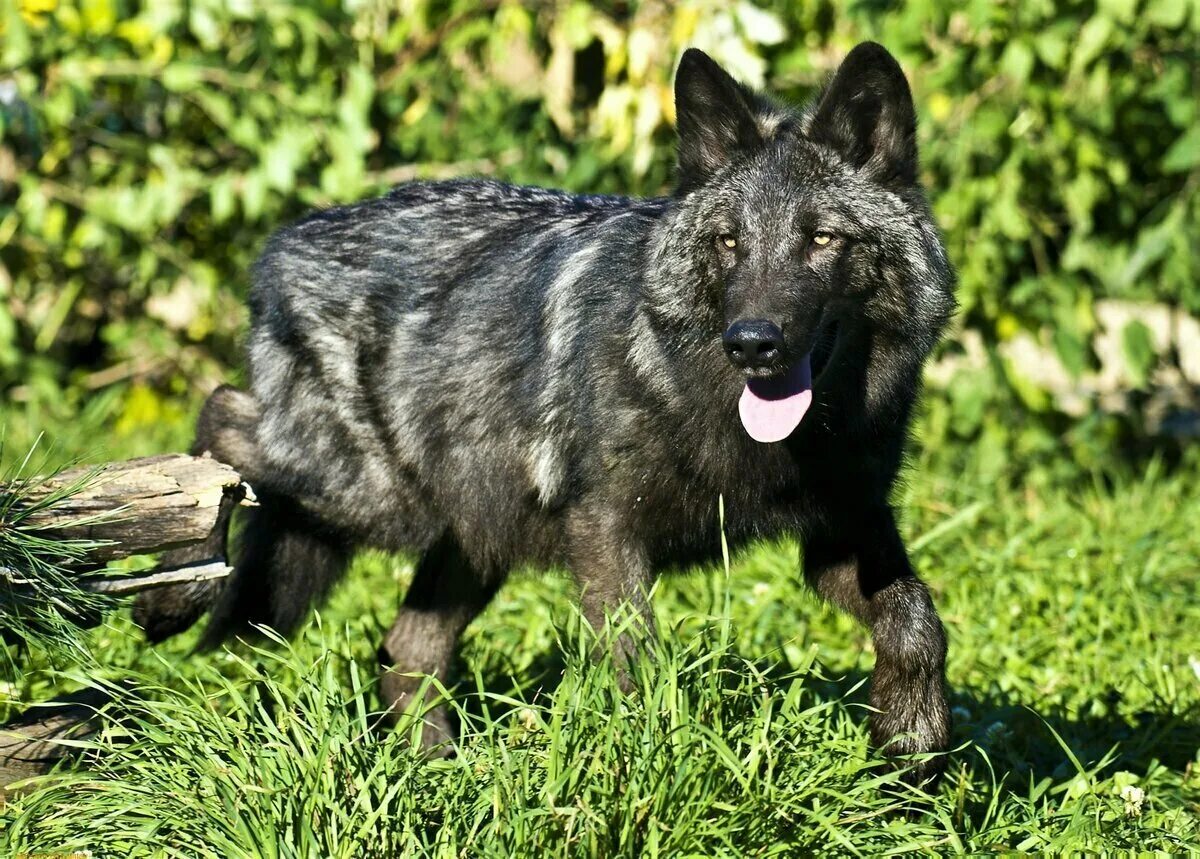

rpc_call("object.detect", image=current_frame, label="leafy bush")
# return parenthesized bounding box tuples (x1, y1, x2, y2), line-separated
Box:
(1, 0, 1196, 465)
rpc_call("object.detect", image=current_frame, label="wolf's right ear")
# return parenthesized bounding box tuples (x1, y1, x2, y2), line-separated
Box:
(674, 49, 763, 195)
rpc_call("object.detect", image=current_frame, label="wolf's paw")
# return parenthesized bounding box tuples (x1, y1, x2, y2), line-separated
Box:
(378, 665, 459, 757)
(869, 694, 952, 790)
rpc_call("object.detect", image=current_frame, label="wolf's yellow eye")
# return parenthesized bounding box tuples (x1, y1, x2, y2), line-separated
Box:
(718, 234, 737, 251)
(812, 232, 833, 247)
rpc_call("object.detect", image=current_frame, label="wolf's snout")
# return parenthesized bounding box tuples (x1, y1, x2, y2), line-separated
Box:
(723, 320, 784, 371)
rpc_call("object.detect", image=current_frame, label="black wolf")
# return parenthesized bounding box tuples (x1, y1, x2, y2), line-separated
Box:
(137, 42, 956, 784)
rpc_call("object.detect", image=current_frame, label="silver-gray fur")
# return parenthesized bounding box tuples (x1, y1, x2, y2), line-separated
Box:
(136, 42, 957, 786)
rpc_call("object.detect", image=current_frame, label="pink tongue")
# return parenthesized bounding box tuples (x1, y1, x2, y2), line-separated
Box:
(738, 353, 813, 443)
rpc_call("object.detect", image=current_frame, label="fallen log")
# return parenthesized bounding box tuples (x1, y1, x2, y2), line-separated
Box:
(1, 453, 249, 788)
(19, 453, 248, 562)
(0, 686, 115, 789)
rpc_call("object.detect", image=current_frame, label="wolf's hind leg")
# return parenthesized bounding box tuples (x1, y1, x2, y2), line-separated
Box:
(134, 385, 261, 642)
(133, 499, 235, 642)
(803, 505, 950, 787)
(378, 535, 500, 753)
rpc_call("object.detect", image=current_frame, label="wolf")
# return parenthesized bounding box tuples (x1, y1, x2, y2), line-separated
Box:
(136, 42, 957, 784)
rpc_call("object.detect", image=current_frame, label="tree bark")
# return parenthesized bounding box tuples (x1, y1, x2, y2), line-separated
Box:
(18, 453, 248, 562)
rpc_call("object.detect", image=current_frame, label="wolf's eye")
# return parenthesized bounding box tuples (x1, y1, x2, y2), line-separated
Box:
(812, 232, 834, 247)
(717, 234, 738, 251)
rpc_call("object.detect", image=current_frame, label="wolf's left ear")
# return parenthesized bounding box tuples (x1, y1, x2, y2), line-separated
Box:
(674, 49, 763, 194)
(806, 42, 917, 186)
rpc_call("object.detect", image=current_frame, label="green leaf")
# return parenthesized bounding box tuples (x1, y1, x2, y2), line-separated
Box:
(1119, 207, 1183, 288)
(1033, 25, 1072, 70)
(1001, 40, 1035, 84)
(241, 170, 268, 221)
(189, 3, 223, 50)
(161, 64, 204, 92)
(2, 2, 32, 67)
(948, 370, 990, 437)
(211, 175, 236, 224)
(1121, 320, 1156, 388)
(1161, 125, 1200, 173)
(1098, 0, 1138, 24)
(1053, 324, 1089, 379)
(1071, 15, 1113, 74)
(1145, 0, 1188, 27)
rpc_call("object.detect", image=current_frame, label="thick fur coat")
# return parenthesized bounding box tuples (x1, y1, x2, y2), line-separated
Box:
(137, 42, 957, 784)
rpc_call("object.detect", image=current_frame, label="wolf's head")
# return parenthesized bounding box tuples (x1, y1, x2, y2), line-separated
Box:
(657, 43, 954, 443)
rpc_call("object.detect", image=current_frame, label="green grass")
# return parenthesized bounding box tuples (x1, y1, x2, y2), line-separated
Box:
(1, 429, 1199, 855)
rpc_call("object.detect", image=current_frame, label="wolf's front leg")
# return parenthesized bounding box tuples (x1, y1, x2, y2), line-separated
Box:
(567, 508, 656, 688)
(803, 505, 950, 786)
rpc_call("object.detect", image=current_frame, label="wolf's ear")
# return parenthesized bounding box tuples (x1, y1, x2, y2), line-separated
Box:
(674, 49, 763, 194)
(806, 42, 917, 186)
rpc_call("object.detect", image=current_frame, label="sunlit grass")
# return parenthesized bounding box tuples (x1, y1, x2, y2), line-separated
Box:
(1, 433, 1198, 854)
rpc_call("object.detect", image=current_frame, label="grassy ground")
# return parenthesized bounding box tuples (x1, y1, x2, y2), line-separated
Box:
(1, 413, 1198, 855)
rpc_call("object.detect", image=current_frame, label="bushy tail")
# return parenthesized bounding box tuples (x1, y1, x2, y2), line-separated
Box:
(197, 486, 350, 649)
(134, 385, 350, 647)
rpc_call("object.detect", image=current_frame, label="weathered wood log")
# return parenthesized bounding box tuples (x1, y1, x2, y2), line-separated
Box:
(0, 454, 251, 788)
(81, 558, 233, 596)
(0, 686, 115, 789)
(19, 453, 247, 563)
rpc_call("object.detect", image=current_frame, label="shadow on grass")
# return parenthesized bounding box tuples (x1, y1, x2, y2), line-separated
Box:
(451, 641, 1198, 794)
(802, 662, 1199, 782)
(946, 688, 1200, 781)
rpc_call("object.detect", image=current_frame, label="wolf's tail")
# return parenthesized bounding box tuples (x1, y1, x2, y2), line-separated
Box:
(133, 385, 350, 647)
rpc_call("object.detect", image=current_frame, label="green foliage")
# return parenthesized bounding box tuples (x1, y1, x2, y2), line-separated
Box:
(1, 6, 1197, 850)
(2, 453, 1199, 853)
(0, 439, 111, 666)
(1, 0, 1196, 466)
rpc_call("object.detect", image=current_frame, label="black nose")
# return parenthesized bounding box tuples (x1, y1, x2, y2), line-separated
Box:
(723, 319, 784, 370)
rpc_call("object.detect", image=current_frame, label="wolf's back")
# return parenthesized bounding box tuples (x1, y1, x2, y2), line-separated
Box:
(139, 179, 666, 643)
(243, 180, 662, 553)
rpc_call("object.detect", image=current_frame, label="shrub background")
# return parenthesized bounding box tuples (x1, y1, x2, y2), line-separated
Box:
(1, 0, 1197, 471)
(3, 4, 1200, 853)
